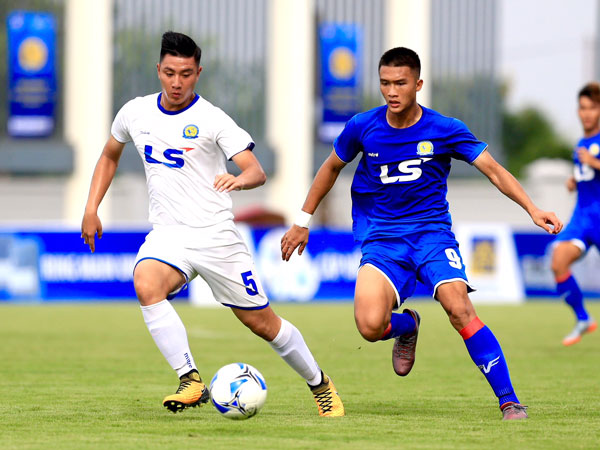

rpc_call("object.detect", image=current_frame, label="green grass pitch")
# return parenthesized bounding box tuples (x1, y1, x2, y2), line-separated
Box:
(1, 301, 598, 449)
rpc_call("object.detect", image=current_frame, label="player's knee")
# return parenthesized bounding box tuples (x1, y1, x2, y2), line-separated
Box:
(550, 255, 567, 277)
(358, 327, 381, 342)
(134, 284, 159, 305)
(551, 243, 581, 278)
(134, 274, 165, 305)
(355, 315, 385, 342)
(445, 302, 475, 331)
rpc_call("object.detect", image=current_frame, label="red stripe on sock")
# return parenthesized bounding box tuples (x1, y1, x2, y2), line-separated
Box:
(459, 317, 485, 340)
(500, 401, 516, 410)
(380, 323, 392, 340)
(555, 272, 572, 284)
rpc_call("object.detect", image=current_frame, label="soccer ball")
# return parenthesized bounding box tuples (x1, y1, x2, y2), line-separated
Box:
(209, 363, 267, 420)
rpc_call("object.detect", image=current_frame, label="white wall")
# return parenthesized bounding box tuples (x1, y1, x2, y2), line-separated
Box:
(0, 166, 574, 232)
(265, 0, 315, 223)
(63, 0, 114, 225)
(0, 0, 575, 233)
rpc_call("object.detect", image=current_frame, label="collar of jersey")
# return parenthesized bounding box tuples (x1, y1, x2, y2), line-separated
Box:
(580, 129, 600, 143)
(383, 104, 427, 131)
(157, 93, 199, 115)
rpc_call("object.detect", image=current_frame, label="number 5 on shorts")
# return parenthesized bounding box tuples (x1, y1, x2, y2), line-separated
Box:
(241, 270, 259, 296)
(445, 248, 463, 269)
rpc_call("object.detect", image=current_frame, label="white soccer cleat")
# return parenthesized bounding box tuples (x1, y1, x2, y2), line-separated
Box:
(562, 319, 597, 346)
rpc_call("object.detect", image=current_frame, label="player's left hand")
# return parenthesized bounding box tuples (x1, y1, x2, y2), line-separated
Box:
(214, 174, 244, 193)
(531, 208, 563, 234)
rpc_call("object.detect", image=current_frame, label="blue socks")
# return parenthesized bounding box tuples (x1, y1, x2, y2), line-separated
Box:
(557, 274, 589, 321)
(460, 318, 519, 408)
(380, 311, 416, 340)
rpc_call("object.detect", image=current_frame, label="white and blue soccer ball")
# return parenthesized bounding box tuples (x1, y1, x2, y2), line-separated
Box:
(209, 363, 267, 420)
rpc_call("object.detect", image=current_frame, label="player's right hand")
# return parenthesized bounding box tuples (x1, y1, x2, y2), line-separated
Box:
(81, 212, 103, 253)
(280, 225, 309, 261)
(566, 176, 576, 192)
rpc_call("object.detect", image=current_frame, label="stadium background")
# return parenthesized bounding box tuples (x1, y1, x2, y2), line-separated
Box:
(1, 2, 600, 449)
(1, 0, 599, 304)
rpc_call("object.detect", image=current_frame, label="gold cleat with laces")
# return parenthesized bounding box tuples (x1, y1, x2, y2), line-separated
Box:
(309, 372, 345, 417)
(163, 370, 210, 413)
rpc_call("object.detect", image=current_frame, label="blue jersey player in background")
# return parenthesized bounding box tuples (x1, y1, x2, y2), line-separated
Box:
(551, 82, 600, 346)
(281, 47, 563, 420)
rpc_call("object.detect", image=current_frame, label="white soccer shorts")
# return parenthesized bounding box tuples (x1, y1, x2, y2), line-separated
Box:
(134, 221, 268, 309)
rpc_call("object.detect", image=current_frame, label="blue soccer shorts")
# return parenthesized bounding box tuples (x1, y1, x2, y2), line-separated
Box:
(359, 227, 474, 307)
(554, 210, 600, 254)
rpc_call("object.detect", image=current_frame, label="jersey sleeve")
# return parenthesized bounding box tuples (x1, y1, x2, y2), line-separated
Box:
(110, 101, 133, 144)
(447, 118, 488, 164)
(213, 109, 255, 160)
(333, 116, 362, 163)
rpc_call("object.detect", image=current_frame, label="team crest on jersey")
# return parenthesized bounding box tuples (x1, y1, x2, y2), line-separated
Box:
(589, 143, 600, 156)
(182, 124, 199, 139)
(417, 141, 434, 156)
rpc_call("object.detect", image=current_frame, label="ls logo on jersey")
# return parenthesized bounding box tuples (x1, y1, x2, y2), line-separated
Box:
(144, 145, 194, 168)
(379, 158, 432, 184)
(478, 356, 501, 374)
(182, 124, 199, 139)
(417, 141, 434, 156)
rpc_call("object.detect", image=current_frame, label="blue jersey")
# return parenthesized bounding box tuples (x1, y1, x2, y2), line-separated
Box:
(573, 132, 600, 213)
(334, 105, 487, 243)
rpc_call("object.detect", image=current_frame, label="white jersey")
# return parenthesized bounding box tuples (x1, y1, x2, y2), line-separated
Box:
(111, 92, 254, 227)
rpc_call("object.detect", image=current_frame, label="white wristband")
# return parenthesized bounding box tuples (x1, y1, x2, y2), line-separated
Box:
(294, 210, 312, 228)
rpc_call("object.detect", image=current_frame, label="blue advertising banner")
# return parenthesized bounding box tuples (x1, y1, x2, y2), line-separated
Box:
(7, 11, 57, 137)
(513, 232, 600, 297)
(10, 226, 594, 303)
(0, 227, 367, 303)
(0, 230, 155, 301)
(318, 23, 361, 143)
(248, 227, 361, 302)
(0, 226, 447, 303)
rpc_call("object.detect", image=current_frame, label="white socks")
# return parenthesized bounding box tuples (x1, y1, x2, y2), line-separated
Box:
(141, 300, 196, 378)
(141, 302, 322, 386)
(269, 318, 322, 386)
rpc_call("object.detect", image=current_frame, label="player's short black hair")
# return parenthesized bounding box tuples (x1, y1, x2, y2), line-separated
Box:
(160, 31, 201, 65)
(579, 82, 600, 103)
(378, 47, 421, 77)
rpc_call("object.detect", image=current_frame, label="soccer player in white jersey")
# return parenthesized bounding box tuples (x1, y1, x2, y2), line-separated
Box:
(81, 31, 344, 417)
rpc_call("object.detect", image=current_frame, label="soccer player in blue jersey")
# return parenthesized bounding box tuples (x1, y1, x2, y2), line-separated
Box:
(281, 47, 563, 420)
(551, 82, 600, 346)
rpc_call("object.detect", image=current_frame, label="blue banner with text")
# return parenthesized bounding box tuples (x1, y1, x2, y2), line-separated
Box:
(7, 11, 57, 137)
(318, 23, 361, 143)
(3, 227, 597, 302)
